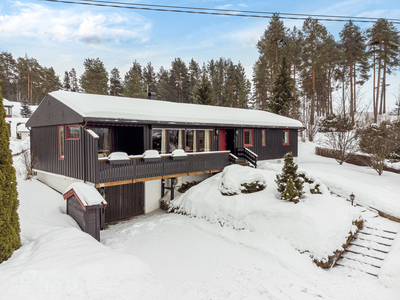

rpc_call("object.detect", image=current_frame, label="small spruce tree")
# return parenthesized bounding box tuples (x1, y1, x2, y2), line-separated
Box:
(276, 152, 304, 202)
(20, 101, 32, 118)
(282, 176, 300, 203)
(0, 85, 21, 263)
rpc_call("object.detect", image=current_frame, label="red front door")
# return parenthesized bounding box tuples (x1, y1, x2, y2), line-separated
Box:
(219, 130, 226, 151)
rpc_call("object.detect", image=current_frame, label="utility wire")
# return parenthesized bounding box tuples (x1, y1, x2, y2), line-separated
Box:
(39, 0, 400, 24)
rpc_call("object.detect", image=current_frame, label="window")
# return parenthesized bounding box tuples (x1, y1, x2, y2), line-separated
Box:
(58, 126, 64, 159)
(283, 130, 290, 145)
(168, 129, 185, 153)
(91, 128, 112, 157)
(244, 129, 253, 147)
(66, 125, 80, 140)
(262, 129, 266, 146)
(185, 130, 195, 152)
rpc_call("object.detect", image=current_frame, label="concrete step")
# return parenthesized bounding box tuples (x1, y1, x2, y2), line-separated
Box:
(336, 257, 379, 277)
(346, 244, 387, 260)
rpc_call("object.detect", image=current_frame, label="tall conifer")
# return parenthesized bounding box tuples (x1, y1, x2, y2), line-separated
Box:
(0, 85, 21, 263)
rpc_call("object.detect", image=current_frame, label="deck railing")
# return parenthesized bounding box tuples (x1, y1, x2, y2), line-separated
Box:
(96, 151, 231, 185)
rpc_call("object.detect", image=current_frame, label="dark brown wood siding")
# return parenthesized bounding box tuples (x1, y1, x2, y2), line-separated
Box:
(104, 183, 144, 223)
(26, 95, 83, 128)
(31, 125, 99, 183)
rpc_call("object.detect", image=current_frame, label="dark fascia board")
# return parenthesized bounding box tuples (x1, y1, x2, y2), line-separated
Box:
(26, 94, 84, 128)
(83, 117, 305, 130)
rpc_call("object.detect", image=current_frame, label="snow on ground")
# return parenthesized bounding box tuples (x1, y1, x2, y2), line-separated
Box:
(1, 139, 400, 299)
(295, 141, 400, 219)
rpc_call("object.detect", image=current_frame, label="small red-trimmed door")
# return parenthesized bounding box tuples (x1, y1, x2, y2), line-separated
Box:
(219, 130, 226, 151)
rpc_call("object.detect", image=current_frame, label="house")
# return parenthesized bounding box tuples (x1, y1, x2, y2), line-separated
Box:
(17, 123, 30, 140)
(3, 98, 13, 117)
(26, 91, 304, 224)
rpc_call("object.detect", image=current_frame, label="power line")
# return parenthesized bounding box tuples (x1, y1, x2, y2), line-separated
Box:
(39, 0, 400, 24)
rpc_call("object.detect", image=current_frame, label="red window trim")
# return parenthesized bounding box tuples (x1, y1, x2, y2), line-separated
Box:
(244, 129, 253, 147)
(283, 130, 290, 146)
(58, 125, 64, 160)
(262, 129, 266, 146)
(66, 125, 80, 140)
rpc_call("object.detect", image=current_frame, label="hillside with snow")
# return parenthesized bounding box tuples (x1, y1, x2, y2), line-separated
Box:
(1, 138, 399, 299)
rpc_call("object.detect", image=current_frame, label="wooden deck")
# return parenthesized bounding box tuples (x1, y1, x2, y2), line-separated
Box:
(94, 151, 231, 188)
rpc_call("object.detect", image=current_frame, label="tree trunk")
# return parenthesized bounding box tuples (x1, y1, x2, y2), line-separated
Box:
(375, 40, 382, 120)
(373, 51, 377, 123)
(350, 59, 354, 125)
(311, 47, 315, 126)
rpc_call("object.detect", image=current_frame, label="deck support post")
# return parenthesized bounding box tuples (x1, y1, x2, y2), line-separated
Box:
(161, 178, 176, 200)
(161, 179, 165, 198)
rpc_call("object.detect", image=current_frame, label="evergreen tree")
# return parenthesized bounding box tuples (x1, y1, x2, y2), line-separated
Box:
(20, 101, 32, 118)
(63, 71, 71, 91)
(124, 61, 146, 98)
(143, 62, 157, 95)
(193, 66, 214, 105)
(282, 176, 300, 203)
(339, 20, 370, 124)
(268, 56, 294, 116)
(367, 18, 400, 122)
(79, 58, 108, 95)
(0, 85, 21, 263)
(69, 68, 79, 92)
(0, 52, 17, 101)
(276, 152, 304, 202)
(302, 18, 328, 126)
(156, 66, 170, 101)
(170, 58, 189, 103)
(109, 67, 123, 96)
(188, 58, 201, 103)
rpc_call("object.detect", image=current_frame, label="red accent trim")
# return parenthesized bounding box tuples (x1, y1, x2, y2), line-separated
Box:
(283, 130, 290, 145)
(63, 189, 87, 211)
(66, 125, 80, 140)
(262, 129, 266, 146)
(64, 188, 107, 210)
(58, 126, 64, 160)
(244, 129, 253, 147)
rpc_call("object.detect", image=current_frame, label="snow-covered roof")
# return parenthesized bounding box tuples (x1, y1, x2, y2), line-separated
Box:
(3, 98, 13, 107)
(63, 182, 107, 208)
(17, 123, 29, 132)
(49, 90, 304, 129)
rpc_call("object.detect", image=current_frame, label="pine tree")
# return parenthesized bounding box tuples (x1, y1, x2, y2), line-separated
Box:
(20, 101, 32, 118)
(0, 85, 21, 263)
(276, 152, 304, 202)
(282, 176, 300, 203)
(79, 58, 109, 95)
(63, 71, 71, 91)
(69, 68, 79, 92)
(143, 62, 157, 95)
(124, 61, 146, 98)
(109, 67, 123, 96)
(268, 56, 294, 116)
(193, 66, 214, 105)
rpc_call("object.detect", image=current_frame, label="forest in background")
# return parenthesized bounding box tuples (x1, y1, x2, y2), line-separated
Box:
(1, 15, 400, 130)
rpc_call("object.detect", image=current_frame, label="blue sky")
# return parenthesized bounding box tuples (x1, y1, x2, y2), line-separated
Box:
(1, 0, 399, 109)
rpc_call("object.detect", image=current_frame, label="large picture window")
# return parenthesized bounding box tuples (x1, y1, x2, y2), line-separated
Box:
(244, 129, 253, 147)
(153, 128, 212, 153)
(283, 130, 290, 145)
(58, 126, 64, 159)
(91, 128, 112, 157)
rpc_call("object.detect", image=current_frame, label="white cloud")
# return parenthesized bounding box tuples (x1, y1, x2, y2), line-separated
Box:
(0, 2, 152, 45)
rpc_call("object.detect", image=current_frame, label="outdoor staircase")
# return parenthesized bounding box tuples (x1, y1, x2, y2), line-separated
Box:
(336, 208, 399, 277)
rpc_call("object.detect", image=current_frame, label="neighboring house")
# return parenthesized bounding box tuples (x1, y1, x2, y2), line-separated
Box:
(17, 123, 30, 140)
(26, 91, 304, 224)
(3, 99, 13, 117)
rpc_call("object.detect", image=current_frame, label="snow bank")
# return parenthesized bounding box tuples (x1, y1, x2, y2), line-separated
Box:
(170, 165, 361, 262)
(0, 227, 167, 300)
